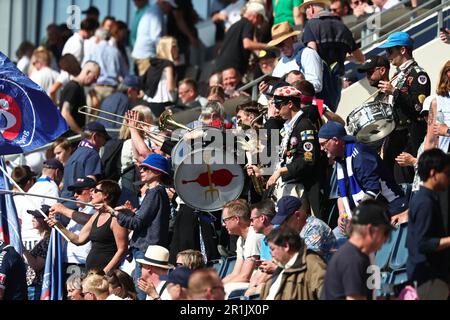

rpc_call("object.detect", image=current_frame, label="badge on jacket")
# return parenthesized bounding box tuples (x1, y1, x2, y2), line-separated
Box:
(304, 151, 313, 162)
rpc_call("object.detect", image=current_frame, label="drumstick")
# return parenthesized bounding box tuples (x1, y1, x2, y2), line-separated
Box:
(363, 74, 398, 103)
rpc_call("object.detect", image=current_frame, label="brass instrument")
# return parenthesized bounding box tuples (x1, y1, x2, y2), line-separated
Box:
(159, 110, 192, 132)
(78, 106, 167, 144)
(249, 106, 268, 129)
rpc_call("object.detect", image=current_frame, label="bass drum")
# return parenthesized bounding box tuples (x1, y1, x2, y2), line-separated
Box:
(346, 101, 395, 143)
(171, 126, 224, 169)
(174, 148, 244, 212)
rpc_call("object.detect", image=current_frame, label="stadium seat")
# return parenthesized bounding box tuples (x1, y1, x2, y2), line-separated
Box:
(227, 288, 247, 300)
(219, 256, 237, 278)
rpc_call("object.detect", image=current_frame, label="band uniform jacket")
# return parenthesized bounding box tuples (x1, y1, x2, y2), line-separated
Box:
(281, 113, 321, 190)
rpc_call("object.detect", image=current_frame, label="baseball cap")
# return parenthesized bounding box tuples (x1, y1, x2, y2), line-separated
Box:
(159, 266, 192, 288)
(379, 32, 413, 49)
(27, 204, 51, 219)
(318, 121, 356, 142)
(258, 48, 279, 60)
(82, 6, 100, 16)
(351, 201, 393, 229)
(122, 75, 141, 90)
(357, 56, 390, 73)
(84, 122, 111, 140)
(67, 177, 97, 191)
(271, 196, 302, 225)
(43, 158, 64, 171)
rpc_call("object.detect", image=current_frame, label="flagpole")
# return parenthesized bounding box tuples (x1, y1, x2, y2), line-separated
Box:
(0, 190, 95, 207)
(0, 165, 71, 242)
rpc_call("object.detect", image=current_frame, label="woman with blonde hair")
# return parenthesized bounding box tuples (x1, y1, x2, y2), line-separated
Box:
(142, 36, 179, 117)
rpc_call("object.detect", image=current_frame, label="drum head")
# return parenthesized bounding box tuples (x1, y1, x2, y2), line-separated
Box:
(356, 119, 395, 143)
(174, 148, 244, 212)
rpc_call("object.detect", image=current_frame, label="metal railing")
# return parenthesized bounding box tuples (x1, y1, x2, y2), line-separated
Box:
(350, 0, 450, 50)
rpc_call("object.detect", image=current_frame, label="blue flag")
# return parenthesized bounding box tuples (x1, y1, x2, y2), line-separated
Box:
(0, 51, 68, 155)
(40, 229, 64, 300)
(0, 157, 22, 255)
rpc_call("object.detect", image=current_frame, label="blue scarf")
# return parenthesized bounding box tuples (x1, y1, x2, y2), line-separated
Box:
(336, 143, 368, 216)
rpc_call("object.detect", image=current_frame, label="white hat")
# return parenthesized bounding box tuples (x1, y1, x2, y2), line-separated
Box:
(246, 2, 268, 22)
(136, 245, 173, 269)
(161, 0, 178, 8)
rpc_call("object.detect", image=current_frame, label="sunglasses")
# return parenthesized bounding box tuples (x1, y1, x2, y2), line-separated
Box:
(273, 98, 289, 110)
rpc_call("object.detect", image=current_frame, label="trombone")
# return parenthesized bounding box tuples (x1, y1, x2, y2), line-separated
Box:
(78, 106, 167, 144)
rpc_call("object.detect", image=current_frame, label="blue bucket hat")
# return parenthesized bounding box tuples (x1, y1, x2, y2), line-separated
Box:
(271, 196, 302, 225)
(318, 121, 356, 142)
(379, 32, 413, 48)
(140, 153, 170, 176)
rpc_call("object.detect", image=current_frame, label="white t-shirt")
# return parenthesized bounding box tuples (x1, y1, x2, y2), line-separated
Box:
(145, 280, 172, 300)
(30, 66, 60, 95)
(17, 56, 30, 74)
(221, 0, 246, 29)
(62, 32, 84, 63)
(56, 70, 72, 86)
(15, 194, 41, 250)
(65, 205, 95, 264)
(143, 68, 175, 103)
(236, 226, 265, 260)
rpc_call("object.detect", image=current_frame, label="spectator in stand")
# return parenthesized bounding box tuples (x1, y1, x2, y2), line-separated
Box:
(406, 149, 450, 300)
(29, 48, 59, 95)
(59, 61, 100, 134)
(110, 21, 130, 72)
(267, 22, 323, 95)
(188, 269, 225, 300)
(372, 0, 400, 13)
(273, 0, 304, 27)
(214, 2, 268, 76)
(342, 69, 358, 89)
(62, 18, 98, 64)
(136, 245, 173, 300)
(178, 78, 208, 109)
(160, 266, 193, 300)
(66, 274, 84, 300)
(22, 205, 52, 300)
(222, 67, 244, 98)
(330, 0, 351, 17)
(49, 54, 81, 104)
(300, 0, 365, 110)
(83, 28, 129, 107)
(221, 200, 265, 296)
(167, 0, 202, 68)
(82, 274, 110, 300)
(212, 0, 247, 31)
(101, 16, 116, 33)
(16, 41, 35, 74)
(44, 23, 67, 66)
(209, 72, 223, 88)
(82, 6, 100, 23)
(349, 0, 374, 19)
(49, 177, 96, 287)
(207, 85, 226, 104)
(261, 227, 326, 300)
(52, 137, 75, 166)
(130, 0, 150, 51)
(257, 48, 279, 76)
(12, 166, 38, 250)
(321, 199, 392, 300)
(48, 180, 128, 275)
(106, 269, 138, 300)
(176, 250, 206, 270)
(105, 153, 171, 300)
(141, 36, 179, 117)
(60, 121, 107, 209)
(0, 240, 27, 300)
(132, 0, 177, 76)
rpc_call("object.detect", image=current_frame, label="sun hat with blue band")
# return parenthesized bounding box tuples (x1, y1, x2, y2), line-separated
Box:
(379, 32, 413, 48)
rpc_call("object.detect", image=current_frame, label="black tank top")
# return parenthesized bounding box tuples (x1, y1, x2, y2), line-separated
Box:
(85, 213, 117, 271)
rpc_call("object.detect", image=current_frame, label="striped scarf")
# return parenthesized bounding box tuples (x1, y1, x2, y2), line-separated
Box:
(336, 143, 369, 217)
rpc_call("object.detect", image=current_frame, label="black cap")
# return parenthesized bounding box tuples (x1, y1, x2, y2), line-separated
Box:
(27, 204, 51, 219)
(258, 48, 279, 60)
(84, 122, 111, 140)
(357, 55, 390, 73)
(67, 177, 97, 191)
(43, 158, 64, 171)
(82, 6, 100, 16)
(351, 201, 392, 228)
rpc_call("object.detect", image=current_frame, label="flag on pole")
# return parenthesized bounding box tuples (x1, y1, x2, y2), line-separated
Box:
(0, 51, 68, 155)
(0, 157, 22, 255)
(40, 229, 64, 300)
